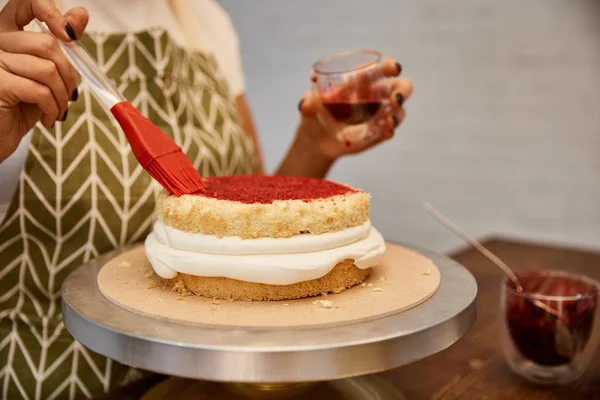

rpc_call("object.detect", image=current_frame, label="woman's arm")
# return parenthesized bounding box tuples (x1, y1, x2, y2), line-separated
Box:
(275, 117, 336, 178)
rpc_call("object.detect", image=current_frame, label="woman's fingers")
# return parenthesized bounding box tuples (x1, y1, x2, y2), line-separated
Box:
(0, 0, 88, 39)
(0, 68, 60, 128)
(0, 31, 78, 100)
(389, 77, 413, 110)
(382, 108, 406, 140)
(336, 108, 405, 154)
(0, 50, 70, 119)
(381, 57, 402, 77)
(63, 7, 89, 38)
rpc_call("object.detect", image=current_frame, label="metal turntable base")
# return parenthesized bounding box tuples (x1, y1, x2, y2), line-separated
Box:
(142, 375, 406, 400)
(62, 243, 477, 394)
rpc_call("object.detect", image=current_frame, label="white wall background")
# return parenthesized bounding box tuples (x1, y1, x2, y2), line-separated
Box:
(220, 0, 600, 253)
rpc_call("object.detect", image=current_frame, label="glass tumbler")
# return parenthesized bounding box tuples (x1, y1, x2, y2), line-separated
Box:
(312, 50, 392, 144)
(501, 270, 599, 385)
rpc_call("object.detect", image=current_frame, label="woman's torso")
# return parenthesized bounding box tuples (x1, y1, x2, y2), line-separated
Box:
(0, 1, 257, 398)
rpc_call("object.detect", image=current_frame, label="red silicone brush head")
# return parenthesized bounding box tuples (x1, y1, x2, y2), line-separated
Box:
(110, 102, 205, 196)
(145, 156, 205, 197)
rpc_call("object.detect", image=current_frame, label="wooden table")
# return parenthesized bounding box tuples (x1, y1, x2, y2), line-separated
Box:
(97, 238, 600, 399)
(384, 238, 600, 400)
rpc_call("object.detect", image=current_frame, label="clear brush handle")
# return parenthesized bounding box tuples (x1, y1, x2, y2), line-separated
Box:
(34, 19, 126, 109)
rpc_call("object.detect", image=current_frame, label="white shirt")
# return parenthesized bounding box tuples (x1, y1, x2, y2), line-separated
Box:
(0, 0, 245, 221)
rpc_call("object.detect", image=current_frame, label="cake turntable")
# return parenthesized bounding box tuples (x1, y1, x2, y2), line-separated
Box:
(62, 242, 477, 399)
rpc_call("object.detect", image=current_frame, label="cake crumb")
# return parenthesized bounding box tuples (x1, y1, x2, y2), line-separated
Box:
(172, 280, 192, 296)
(282, 303, 290, 307)
(228, 298, 235, 303)
(176, 295, 184, 301)
(147, 282, 157, 289)
(211, 299, 221, 305)
(469, 358, 485, 370)
(367, 283, 373, 287)
(423, 269, 432, 276)
(119, 261, 131, 268)
(123, 281, 128, 285)
(144, 272, 154, 279)
(361, 283, 366, 287)
(373, 287, 383, 292)
(313, 300, 334, 309)
(211, 305, 217, 311)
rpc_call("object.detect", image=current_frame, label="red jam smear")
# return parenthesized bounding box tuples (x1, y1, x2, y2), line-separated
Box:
(193, 175, 355, 204)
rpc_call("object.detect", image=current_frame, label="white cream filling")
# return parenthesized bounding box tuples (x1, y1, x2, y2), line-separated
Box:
(152, 220, 372, 255)
(144, 223, 386, 285)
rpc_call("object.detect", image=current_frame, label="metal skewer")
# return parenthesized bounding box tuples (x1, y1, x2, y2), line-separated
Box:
(423, 202, 561, 318)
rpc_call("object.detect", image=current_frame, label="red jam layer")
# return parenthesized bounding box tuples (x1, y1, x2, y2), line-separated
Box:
(195, 175, 356, 204)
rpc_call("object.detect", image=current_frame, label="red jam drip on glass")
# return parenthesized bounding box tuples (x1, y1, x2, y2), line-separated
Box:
(193, 175, 355, 204)
(505, 271, 597, 366)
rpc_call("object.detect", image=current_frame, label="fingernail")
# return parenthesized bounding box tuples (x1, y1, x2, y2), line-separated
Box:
(298, 98, 305, 112)
(395, 93, 405, 106)
(392, 115, 400, 127)
(65, 23, 77, 40)
(61, 110, 69, 122)
(71, 88, 78, 101)
(395, 62, 402, 74)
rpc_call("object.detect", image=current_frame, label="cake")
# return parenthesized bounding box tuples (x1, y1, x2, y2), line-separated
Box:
(144, 175, 386, 301)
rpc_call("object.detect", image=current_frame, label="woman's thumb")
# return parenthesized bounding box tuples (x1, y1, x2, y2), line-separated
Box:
(298, 92, 319, 117)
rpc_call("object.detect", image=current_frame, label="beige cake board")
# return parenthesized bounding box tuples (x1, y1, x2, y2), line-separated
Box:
(97, 244, 441, 329)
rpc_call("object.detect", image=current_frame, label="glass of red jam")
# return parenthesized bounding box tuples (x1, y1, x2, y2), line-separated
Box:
(312, 50, 392, 145)
(502, 270, 599, 384)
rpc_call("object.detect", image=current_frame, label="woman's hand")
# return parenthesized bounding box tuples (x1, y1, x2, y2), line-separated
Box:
(0, 0, 88, 162)
(277, 57, 413, 178)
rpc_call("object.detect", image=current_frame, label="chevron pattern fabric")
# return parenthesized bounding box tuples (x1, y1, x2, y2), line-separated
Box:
(0, 29, 256, 399)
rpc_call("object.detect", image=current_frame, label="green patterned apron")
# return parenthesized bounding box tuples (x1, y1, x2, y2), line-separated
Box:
(0, 28, 256, 400)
